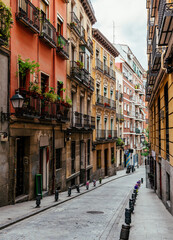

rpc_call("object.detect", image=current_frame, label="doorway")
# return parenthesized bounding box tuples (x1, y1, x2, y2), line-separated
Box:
(16, 138, 25, 197)
(104, 149, 108, 176)
(40, 147, 49, 191)
(159, 163, 162, 199)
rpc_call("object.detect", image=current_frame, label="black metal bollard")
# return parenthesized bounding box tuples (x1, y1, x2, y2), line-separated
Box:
(129, 199, 134, 213)
(99, 177, 102, 184)
(68, 187, 71, 197)
(125, 208, 131, 225)
(132, 193, 136, 205)
(119, 224, 130, 240)
(133, 189, 137, 197)
(55, 189, 59, 201)
(76, 185, 80, 193)
(141, 178, 143, 184)
(36, 194, 41, 208)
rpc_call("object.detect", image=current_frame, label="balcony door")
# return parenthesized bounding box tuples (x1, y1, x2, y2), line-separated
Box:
(104, 149, 108, 176)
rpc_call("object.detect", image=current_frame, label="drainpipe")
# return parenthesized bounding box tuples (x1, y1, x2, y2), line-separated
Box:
(52, 126, 55, 193)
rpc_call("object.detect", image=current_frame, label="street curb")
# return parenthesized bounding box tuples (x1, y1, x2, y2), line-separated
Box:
(0, 171, 136, 231)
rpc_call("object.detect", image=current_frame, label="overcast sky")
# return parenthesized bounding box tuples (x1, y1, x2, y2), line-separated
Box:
(92, 0, 147, 70)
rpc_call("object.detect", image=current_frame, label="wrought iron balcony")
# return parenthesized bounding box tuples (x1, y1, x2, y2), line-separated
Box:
(40, 18, 56, 48)
(56, 34, 69, 60)
(110, 69, 116, 80)
(16, 0, 40, 34)
(96, 94, 104, 105)
(96, 58, 103, 72)
(70, 12, 81, 36)
(158, 2, 173, 46)
(80, 26, 86, 43)
(87, 37, 93, 54)
(104, 64, 110, 77)
(103, 96, 111, 108)
(70, 61, 93, 91)
(96, 129, 117, 141)
(71, 111, 95, 129)
(110, 99, 116, 109)
(16, 89, 70, 122)
(151, 30, 161, 72)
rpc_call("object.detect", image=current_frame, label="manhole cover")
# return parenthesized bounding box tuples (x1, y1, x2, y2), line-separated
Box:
(87, 211, 104, 214)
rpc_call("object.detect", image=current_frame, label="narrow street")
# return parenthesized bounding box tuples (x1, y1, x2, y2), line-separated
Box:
(0, 168, 144, 240)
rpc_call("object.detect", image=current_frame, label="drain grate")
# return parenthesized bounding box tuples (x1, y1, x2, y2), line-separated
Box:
(87, 211, 104, 214)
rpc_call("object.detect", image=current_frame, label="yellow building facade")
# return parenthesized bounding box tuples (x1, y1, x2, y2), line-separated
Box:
(92, 29, 119, 179)
(146, 0, 173, 215)
(66, 0, 96, 185)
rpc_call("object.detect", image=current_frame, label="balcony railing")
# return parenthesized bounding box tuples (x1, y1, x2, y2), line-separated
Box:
(158, 2, 173, 46)
(56, 34, 69, 60)
(16, 89, 70, 122)
(96, 58, 103, 72)
(16, 0, 40, 34)
(40, 18, 56, 48)
(96, 129, 117, 141)
(71, 111, 95, 129)
(70, 61, 94, 91)
(80, 26, 86, 43)
(96, 94, 104, 105)
(110, 99, 116, 109)
(104, 96, 111, 108)
(104, 64, 110, 77)
(87, 37, 93, 54)
(110, 69, 116, 80)
(70, 12, 81, 36)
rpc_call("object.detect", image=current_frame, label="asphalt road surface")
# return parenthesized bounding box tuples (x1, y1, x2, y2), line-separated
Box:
(0, 168, 144, 240)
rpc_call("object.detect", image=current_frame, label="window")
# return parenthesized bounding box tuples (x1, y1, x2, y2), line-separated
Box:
(57, 15, 63, 35)
(56, 149, 62, 169)
(124, 85, 126, 93)
(127, 88, 129, 95)
(41, 73, 49, 94)
(96, 49, 99, 58)
(97, 150, 101, 169)
(19, 62, 29, 89)
(104, 87, 107, 97)
(127, 121, 130, 128)
(40, 0, 48, 19)
(166, 172, 170, 201)
(71, 141, 76, 174)
(124, 120, 126, 128)
(164, 82, 169, 160)
(57, 81, 63, 99)
(124, 103, 126, 111)
(158, 96, 161, 154)
(127, 104, 129, 112)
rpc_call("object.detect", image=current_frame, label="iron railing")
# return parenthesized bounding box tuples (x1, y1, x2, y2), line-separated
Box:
(16, 0, 40, 33)
(96, 58, 103, 72)
(40, 18, 56, 48)
(71, 12, 81, 36)
(71, 111, 95, 129)
(87, 36, 93, 54)
(104, 64, 110, 77)
(56, 34, 69, 59)
(96, 129, 117, 140)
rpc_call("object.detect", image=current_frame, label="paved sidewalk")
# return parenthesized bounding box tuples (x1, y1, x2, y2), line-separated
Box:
(129, 174, 173, 240)
(0, 167, 132, 230)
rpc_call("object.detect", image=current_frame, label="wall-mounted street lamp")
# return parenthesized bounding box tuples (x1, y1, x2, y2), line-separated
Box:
(1, 90, 24, 122)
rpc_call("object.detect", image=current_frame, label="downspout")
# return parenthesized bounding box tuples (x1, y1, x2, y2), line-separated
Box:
(52, 126, 55, 193)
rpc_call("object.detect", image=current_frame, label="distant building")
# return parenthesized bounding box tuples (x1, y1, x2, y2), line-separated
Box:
(116, 44, 147, 167)
(92, 29, 119, 179)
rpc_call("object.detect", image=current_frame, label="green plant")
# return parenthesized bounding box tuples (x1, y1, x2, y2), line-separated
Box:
(17, 55, 40, 78)
(66, 96, 72, 106)
(0, 1, 13, 45)
(29, 82, 42, 94)
(116, 137, 124, 146)
(76, 60, 84, 69)
(44, 88, 57, 102)
(57, 35, 66, 48)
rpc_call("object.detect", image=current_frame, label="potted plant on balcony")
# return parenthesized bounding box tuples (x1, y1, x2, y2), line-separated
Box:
(108, 134, 112, 138)
(57, 34, 66, 49)
(44, 87, 57, 102)
(76, 60, 83, 69)
(116, 138, 125, 147)
(29, 82, 42, 96)
(70, 22, 77, 28)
